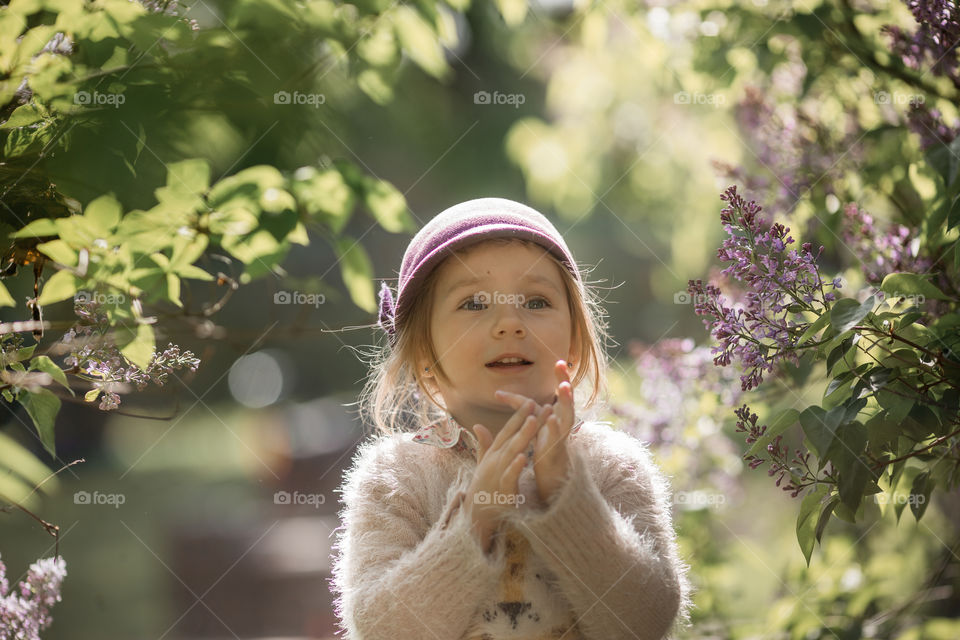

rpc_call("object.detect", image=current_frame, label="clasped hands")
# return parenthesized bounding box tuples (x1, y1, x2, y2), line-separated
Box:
(463, 360, 577, 552)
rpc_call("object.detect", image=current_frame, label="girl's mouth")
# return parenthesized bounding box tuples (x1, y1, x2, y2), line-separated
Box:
(485, 357, 533, 369)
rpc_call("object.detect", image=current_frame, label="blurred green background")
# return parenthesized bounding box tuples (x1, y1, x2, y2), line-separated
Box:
(2, 0, 959, 638)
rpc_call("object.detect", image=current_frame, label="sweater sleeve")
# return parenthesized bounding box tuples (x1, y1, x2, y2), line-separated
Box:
(329, 435, 508, 640)
(502, 426, 693, 640)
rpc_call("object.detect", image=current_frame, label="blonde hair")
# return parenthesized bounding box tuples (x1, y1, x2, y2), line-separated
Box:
(357, 238, 610, 437)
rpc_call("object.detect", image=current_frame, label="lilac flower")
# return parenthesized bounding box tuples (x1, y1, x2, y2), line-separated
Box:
(882, 1, 960, 86)
(688, 186, 841, 392)
(57, 300, 201, 411)
(619, 337, 745, 444)
(734, 404, 815, 498)
(904, 101, 960, 151)
(721, 87, 863, 216)
(612, 338, 747, 507)
(841, 202, 933, 284)
(0, 553, 67, 640)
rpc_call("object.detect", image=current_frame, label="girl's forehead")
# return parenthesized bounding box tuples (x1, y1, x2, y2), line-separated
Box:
(437, 241, 558, 278)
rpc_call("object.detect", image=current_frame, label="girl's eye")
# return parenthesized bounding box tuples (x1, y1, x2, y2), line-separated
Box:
(526, 297, 549, 310)
(459, 298, 486, 311)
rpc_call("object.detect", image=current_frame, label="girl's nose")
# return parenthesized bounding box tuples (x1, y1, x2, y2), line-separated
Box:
(492, 303, 525, 337)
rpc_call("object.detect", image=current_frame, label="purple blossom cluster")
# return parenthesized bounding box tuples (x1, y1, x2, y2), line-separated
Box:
(610, 338, 746, 505)
(734, 404, 816, 498)
(719, 87, 862, 216)
(882, 0, 960, 86)
(905, 101, 960, 150)
(841, 202, 932, 284)
(136, 0, 200, 30)
(617, 337, 744, 444)
(688, 186, 841, 392)
(882, 1, 960, 149)
(0, 553, 66, 640)
(59, 301, 201, 410)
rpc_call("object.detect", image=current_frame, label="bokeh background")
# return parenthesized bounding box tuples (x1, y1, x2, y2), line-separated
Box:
(2, 0, 959, 638)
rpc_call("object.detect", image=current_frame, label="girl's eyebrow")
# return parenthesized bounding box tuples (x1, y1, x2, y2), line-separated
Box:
(444, 273, 561, 297)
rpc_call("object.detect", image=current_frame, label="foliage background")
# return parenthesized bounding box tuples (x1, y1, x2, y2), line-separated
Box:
(1, 0, 958, 638)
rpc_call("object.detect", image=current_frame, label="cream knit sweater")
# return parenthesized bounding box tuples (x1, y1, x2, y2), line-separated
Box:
(329, 420, 693, 639)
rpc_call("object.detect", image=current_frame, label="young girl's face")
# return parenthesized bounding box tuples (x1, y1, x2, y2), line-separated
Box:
(422, 240, 577, 419)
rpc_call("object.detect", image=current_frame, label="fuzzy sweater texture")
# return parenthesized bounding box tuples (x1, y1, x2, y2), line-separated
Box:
(329, 420, 693, 639)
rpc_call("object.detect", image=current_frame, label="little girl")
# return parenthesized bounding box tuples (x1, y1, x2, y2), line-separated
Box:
(329, 198, 692, 639)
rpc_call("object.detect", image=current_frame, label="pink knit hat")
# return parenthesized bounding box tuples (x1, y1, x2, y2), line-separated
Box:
(378, 198, 582, 345)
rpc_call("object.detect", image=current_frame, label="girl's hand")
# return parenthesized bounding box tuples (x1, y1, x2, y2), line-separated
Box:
(464, 398, 550, 553)
(494, 360, 576, 505)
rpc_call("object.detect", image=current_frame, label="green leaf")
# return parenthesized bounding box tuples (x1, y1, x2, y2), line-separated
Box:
(0, 281, 15, 308)
(166, 157, 211, 195)
(876, 389, 915, 423)
(833, 422, 870, 513)
(364, 178, 411, 233)
(84, 388, 101, 403)
(830, 296, 874, 334)
(797, 484, 829, 566)
(926, 136, 960, 189)
(84, 194, 123, 234)
(19, 388, 61, 457)
(291, 166, 355, 233)
(796, 312, 830, 346)
(0, 430, 58, 501)
(814, 494, 839, 544)
(0, 102, 46, 129)
(494, 0, 528, 26)
(36, 269, 79, 305)
(334, 236, 377, 313)
(880, 272, 950, 302)
(116, 323, 156, 372)
(826, 335, 854, 375)
(9, 217, 58, 238)
(37, 239, 78, 267)
(29, 355, 72, 395)
(391, 6, 448, 78)
(799, 405, 845, 460)
(910, 471, 931, 520)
